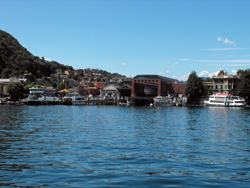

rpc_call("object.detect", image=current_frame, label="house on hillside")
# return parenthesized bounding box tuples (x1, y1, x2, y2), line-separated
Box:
(0, 77, 28, 96)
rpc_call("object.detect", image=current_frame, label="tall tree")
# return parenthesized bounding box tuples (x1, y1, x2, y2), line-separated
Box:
(237, 69, 250, 104)
(185, 71, 205, 104)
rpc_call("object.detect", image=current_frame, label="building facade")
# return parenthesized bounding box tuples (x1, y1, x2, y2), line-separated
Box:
(212, 75, 239, 95)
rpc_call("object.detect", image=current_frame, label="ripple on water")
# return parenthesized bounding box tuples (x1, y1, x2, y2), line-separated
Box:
(1, 105, 250, 187)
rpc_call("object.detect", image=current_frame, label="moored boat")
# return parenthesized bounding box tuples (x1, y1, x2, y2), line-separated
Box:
(22, 87, 61, 105)
(153, 96, 174, 107)
(204, 93, 246, 107)
(63, 92, 87, 105)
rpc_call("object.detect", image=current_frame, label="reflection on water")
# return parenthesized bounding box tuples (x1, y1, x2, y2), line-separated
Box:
(1, 105, 250, 187)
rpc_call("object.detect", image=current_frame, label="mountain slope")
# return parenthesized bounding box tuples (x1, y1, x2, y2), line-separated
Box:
(0, 30, 72, 78)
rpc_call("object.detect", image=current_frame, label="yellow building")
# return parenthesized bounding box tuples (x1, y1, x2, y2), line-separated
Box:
(212, 75, 239, 95)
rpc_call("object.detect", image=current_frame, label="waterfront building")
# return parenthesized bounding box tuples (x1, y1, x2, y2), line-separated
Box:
(118, 81, 132, 98)
(172, 83, 186, 97)
(212, 74, 239, 95)
(0, 77, 27, 96)
(132, 75, 177, 97)
(132, 75, 178, 105)
(85, 87, 98, 96)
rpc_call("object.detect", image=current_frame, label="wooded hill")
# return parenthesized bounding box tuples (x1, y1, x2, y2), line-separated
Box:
(0, 30, 73, 79)
(0, 30, 125, 81)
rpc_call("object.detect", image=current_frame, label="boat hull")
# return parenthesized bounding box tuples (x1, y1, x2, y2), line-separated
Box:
(204, 102, 246, 107)
(153, 96, 174, 107)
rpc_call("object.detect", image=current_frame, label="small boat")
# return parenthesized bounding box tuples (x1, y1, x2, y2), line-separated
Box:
(103, 96, 116, 105)
(204, 93, 246, 107)
(0, 98, 7, 104)
(63, 92, 87, 105)
(22, 87, 61, 105)
(153, 96, 174, 107)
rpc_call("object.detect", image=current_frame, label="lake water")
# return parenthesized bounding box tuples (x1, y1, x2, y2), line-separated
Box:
(1, 105, 250, 187)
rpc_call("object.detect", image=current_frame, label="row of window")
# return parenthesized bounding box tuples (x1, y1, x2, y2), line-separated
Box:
(134, 79, 159, 83)
(214, 80, 236, 83)
(214, 85, 235, 90)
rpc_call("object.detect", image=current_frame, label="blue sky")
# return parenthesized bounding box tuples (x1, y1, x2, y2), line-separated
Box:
(1, 0, 250, 80)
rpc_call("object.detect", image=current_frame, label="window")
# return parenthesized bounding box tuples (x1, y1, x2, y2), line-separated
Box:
(225, 85, 227, 89)
(220, 85, 223, 89)
(216, 85, 218, 89)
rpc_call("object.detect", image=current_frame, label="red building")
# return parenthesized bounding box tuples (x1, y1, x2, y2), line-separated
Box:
(85, 87, 98, 96)
(172, 83, 186, 96)
(96, 82, 105, 94)
(132, 75, 177, 97)
(131, 75, 178, 105)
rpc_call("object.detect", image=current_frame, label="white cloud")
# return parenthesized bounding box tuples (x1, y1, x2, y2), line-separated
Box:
(121, 62, 128, 66)
(217, 36, 222, 42)
(180, 59, 250, 63)
(175, 62, 179, 65)
(206, 48, 244, 51)
(198, 70, 209, 77)
(215, 64, 250, 67)
(173, 73, 190, 81)
(232, 70, 237, 75)
(199, 60, 250, 63)
(45, 57, 52, 61)
(159, 70, 171, 75)
(217, 36, 236, 46)
(179, 59, 193, 61)
(198, 70, 219, 77)
(224, 38, 235, 45)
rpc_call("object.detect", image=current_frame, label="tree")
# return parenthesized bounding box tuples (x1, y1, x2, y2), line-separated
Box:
(237, 69, 250, 104)
(56, 81, 65, 92)
(6, 82, 25, 101)
(203, 77, 213, 82)
(185, 71, 205, 104)
(218, 70, 226, 76)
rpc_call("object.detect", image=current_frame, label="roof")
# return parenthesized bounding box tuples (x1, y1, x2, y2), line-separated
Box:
(58, 89, 71, 93)
(133, 74, 178, 83)
(203, 82, 213, 84)
(213, 75, 238, 79)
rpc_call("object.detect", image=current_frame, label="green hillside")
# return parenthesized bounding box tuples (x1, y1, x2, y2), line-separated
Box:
(0, 30, 72, 79)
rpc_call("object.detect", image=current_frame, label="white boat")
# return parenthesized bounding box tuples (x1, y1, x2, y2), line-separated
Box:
(153, 96, 174, 107)
(204, 93, 246, 107)
(22, 87, 61, 105)
(63, 92, 87, 105)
